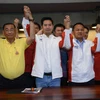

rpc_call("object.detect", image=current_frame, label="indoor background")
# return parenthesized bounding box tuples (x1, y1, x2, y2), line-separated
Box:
(0, 0, 100, 40)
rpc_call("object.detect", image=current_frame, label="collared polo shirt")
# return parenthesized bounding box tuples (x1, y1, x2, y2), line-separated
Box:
(0, 38, 29, 80)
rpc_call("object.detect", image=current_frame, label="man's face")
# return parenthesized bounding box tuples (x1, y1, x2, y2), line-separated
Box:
(54, 27, 64, 37)
(96, 24, 100, 33)
(42, 20, 53, 35)
(84, 28, 88, 39)
(73, 24, 84, 40)
(3, 24, 16, 40)
(34, 24, 40, 34)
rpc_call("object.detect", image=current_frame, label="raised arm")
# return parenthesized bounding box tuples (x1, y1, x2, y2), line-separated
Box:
(91, 24, 100, 53)
(62, 15, 73, 50)
(23, 5, 35, 45)
(64, 15, 71, 29)
(37, 29, 43, 35)
(14, 18, 20, 39)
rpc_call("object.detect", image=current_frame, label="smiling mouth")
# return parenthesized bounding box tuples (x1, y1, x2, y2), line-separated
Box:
(46, 30, 51, 31)
(7, 35, 13, 37)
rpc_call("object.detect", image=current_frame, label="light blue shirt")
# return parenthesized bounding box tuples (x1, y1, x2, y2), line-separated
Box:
(75, 38, 85, 50)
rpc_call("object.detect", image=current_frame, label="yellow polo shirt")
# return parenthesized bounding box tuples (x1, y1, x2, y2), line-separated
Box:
(0, 38, 29, 80)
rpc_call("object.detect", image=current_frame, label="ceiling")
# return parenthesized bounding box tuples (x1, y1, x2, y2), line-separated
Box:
(0, 2, 100, 13)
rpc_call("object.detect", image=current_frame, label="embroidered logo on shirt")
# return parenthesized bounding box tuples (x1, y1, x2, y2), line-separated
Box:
(39, 38, 42, 41)
(74, 46, 78, 49)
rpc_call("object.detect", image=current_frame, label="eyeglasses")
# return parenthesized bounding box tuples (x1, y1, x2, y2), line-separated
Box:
(4, 29, 14, 32)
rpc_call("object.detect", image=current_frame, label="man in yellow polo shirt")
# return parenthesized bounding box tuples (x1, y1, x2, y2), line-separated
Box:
(0, 6, 35, 89)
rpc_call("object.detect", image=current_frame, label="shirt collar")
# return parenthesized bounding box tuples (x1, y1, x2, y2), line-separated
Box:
(75, 38, 85, 44)
(43, 33, 53, 38)
(4, 38, 16, 44)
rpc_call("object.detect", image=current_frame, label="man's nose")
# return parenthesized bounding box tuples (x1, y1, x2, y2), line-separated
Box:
(46, 25, 50, 28)
(8, 30, 12, 33)
(79, 30, 83, 33)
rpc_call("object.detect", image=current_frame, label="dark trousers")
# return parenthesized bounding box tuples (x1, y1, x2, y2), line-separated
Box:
(61, 77, 68, 86)
(95, 80, 100, 85)
(0, 73, 36, 89)
(68, 79, 95, 86)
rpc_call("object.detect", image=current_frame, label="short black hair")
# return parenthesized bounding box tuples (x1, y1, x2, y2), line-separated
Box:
(41, 17, 53, 26)
(53, 23, 65, 32)
(3, 23, 15, 30)
(72, 22, 85, 31)
(34, 22, 41, 30)
(84, 26, 89, 33)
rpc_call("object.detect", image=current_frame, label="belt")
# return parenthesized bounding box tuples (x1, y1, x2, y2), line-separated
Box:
(44, 73, 52, 76)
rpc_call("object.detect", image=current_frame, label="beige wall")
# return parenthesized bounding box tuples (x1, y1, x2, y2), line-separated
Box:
(88, 30, 96, 41)
(0, 30, 96, 39)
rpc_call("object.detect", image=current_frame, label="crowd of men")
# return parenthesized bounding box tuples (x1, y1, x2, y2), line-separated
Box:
(0, 5, 100, 89)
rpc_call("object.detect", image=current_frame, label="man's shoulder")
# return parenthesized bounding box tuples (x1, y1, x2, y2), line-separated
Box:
(84, 40, 94, 47)
(85, 39, 93, 43)
(36, 34, 43, 37)
(15, 38, 27, 43)
(16, 38, 26, 40)
(0, 38, 6, 43)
